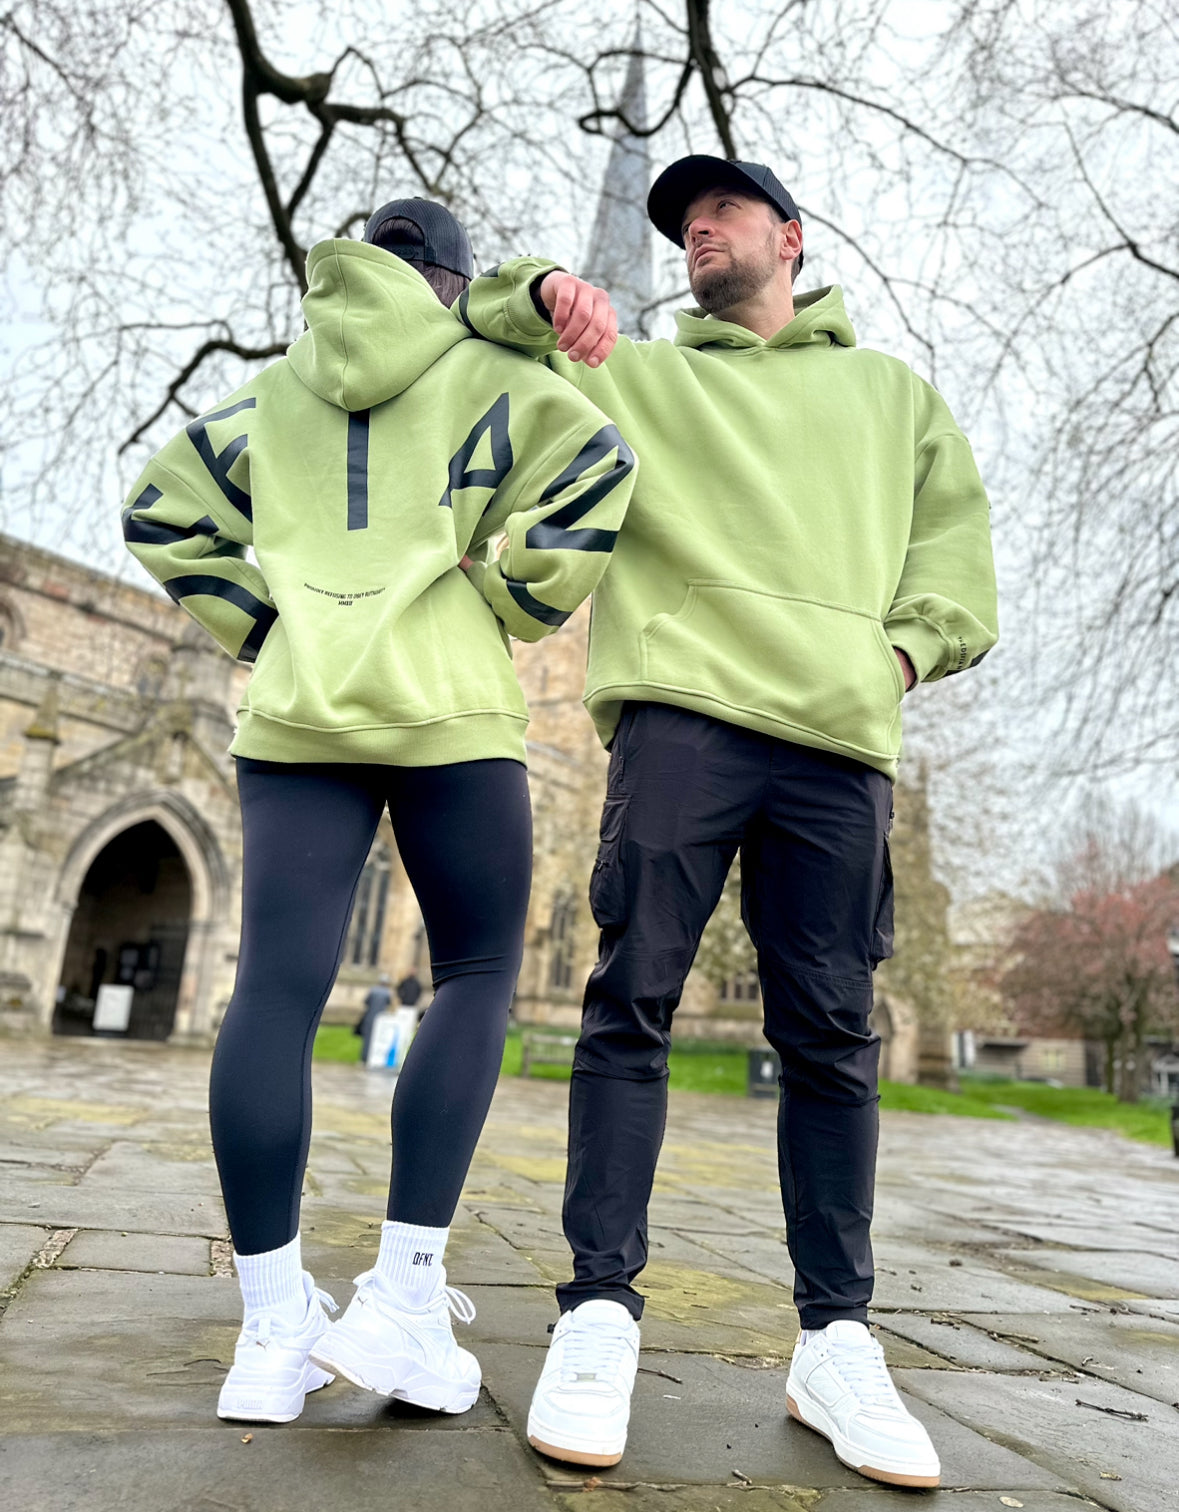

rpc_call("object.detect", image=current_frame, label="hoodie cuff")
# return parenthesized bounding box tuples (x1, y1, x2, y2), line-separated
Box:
(883, 616, 949, 684)
(503, 259, 565, 343)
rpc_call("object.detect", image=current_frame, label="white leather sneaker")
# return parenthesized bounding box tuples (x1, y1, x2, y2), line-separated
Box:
(527, 1299, 641, 1467)
(217, 1272, 337, 1424)
(786, 1320, 941, 1487)
(308, 1268, 480, 1413)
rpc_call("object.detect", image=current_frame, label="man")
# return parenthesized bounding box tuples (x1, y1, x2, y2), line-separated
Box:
(459, 157, 997, 1488)
(396, 970, 424, 1012)
(354, 972, 393, 1062)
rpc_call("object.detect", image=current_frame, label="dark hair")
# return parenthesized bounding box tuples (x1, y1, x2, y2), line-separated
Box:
(367, 215, 471, 305)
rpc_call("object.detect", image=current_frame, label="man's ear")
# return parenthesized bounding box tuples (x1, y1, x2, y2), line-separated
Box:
(779, 218, 804, 267)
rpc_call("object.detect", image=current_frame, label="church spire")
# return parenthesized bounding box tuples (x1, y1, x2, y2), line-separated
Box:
(582, 26, 652, 337)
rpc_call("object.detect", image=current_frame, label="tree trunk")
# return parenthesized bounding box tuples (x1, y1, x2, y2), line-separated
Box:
(1104, 1036, 1116, 1094)
(1118, 994, 1146, 1104)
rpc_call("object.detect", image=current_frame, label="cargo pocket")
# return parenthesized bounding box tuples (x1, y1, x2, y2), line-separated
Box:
(870, 835, 895, 967)
(588, 795, 629, 929)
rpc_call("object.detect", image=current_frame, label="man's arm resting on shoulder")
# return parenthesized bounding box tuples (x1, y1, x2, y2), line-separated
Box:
(455, 260, 619, 367)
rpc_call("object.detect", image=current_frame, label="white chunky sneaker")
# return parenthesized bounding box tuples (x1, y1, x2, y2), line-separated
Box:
(786, 1320, 941, 1488)
(527, 1299, 641, 1467)
(217, 1272, 337, 1424)
(308, 1268, 480, 1413)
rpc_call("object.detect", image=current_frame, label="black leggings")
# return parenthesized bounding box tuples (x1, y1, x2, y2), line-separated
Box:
(209, 757, 531, 1255)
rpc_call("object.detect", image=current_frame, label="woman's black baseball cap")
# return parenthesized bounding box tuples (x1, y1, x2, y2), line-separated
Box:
(363, 197, 475, 279)
(647, 156, 803, 267)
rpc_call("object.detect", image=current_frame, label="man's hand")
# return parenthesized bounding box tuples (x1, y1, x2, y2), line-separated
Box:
(537, 271, 618, 367)
(894, 648, 917, 692)
(459, 555, 473, 573)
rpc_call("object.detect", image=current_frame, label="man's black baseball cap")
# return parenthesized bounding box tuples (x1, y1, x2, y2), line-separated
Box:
(647, 156, 803, 267)
(363, 197, 475, 280)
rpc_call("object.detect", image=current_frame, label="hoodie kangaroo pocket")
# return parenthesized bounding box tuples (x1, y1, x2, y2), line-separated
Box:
(640, 581, 903, 760)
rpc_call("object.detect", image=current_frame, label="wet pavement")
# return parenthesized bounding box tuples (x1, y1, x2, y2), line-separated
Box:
(1, 1036, 1177, 1511)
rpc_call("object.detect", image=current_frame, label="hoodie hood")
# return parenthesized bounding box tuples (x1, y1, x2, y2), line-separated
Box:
(674, 284, 856, 353)
(287, 239, 469, 411)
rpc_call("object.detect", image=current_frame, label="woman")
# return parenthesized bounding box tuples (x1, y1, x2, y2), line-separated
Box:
(122, 199, 634, 1423)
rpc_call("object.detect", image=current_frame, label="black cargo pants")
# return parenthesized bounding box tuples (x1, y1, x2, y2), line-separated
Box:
(557, 703, 894, 1331)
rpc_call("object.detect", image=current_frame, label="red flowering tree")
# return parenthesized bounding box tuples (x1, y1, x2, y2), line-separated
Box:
(1003, 844, 1179, 1101)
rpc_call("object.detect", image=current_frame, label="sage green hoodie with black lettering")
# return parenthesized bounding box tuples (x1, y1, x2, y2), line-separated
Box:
(459, 261, 998, 778)
(122, 240, 635, 766)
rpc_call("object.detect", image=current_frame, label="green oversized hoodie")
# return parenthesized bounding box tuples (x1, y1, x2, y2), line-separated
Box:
(122, 241, 635, 766)
(459, 262, 998, 779)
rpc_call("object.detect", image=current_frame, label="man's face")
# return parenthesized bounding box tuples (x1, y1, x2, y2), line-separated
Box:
(682, 186, 788, 313)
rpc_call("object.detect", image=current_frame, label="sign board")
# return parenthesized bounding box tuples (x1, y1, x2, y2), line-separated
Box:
(93, 984, 133, 1033)
(366, 1007, 417, 1073)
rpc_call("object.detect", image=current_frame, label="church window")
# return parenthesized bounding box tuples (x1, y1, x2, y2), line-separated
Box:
(0, 599, 22, 652)
(720, 969, 761, 1004)
(549, 890, 578, 991)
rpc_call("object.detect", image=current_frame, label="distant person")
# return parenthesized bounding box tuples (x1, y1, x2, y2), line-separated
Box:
(461, 156, 997, 1485)
(123, 198, 634, 1427)
(354, 973, 393, 1061)
(396, 971, 423, 1010)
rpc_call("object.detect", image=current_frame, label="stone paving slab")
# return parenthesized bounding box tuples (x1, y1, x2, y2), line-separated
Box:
(871, 1245, 1079, 1314)
(896, 1366, 1179, 1512)
(668, 1229, 797, 1284)
(1124, 1297, 1179, 1322)
(998, 1247, 1179, 1297)
(78, 1141, 225, 1196)
(0, 1183, 225, 1237)
(4, 1268, 241, 1326)
(647, 1192, 774, 1234)
(0, 1144, 98, 1170)
(949, 1308, 1179, 1406)
(980, 1219, 1179, 1256)
(0, 1428, 557, 1512)
(52, 1228, 212, 1276)
(872, 1312, 1053, 1372)
(0, 1225, 51, 1291)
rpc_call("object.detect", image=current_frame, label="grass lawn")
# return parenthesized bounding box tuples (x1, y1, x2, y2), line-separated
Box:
(958, 1076, 1173, 1148)
(313, 1024, 364, 1063)
(878, 1080, 1013, 1120)
(313, 1025, 1173, 1147)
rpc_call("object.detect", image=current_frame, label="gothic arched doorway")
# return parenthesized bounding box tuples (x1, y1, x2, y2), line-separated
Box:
(53, 820, 192, 1040)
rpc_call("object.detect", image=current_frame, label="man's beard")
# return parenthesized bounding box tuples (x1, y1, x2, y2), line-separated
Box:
(689, 238, 777, 314)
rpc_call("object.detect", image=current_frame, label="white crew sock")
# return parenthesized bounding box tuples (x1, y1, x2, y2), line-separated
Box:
(234, 1234, 305, 1319)
(800, 1327, 823, 1346)
(374, 1220, 449, 1301)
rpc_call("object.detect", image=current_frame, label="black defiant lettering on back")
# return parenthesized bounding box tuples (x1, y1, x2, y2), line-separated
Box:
(163, 575, 276, 663)
(438, 393, 513, 509)
(185, 398, 257, 521)
(121, 484, 223, 549)
(525, 425, 634, 554)
(347, 409, 371, 531)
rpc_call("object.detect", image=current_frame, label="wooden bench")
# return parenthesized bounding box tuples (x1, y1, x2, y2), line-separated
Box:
(519, 1028, 578, 1077)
